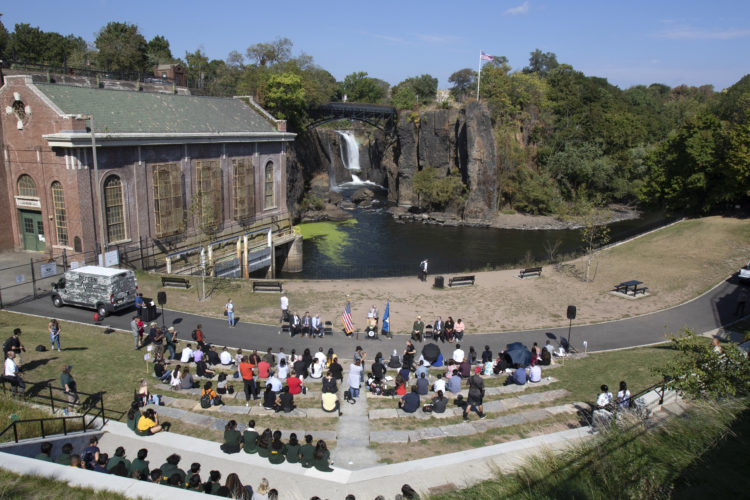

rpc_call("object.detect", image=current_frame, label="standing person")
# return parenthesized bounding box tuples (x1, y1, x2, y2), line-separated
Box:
(280, 293, 289, 322)
(134, 293, 144, 318)
(165, 326, 178, 360)
(464, 367, 486, 420)
(225, 299, 235, 328)
(240, 356, 258, 405)
(3, 328, 25, 366)
(194, 324, 205, 349)
(347, 359, 363, 401)
(60, 364, 79, 415)
(151, 327, 165, 358)
(4, 351, 25, 397)
(49, 319, 62, 352)
(411, 316, 424, 343)
(130, 316, 140, 350)
(419, 259, 428, 281)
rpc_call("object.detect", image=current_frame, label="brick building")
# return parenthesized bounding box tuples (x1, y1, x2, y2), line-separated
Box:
(0, 75, 295, 261)
(153, 64, 187, 87)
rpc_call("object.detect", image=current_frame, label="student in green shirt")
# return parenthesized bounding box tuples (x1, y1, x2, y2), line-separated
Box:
(299, 434, 315, 468)
(35, 442, 53, 462)
(284, 433, 302, 464)
(268, 430, 286, 464)
(59, 365, 78, 415)
(256, 428, 272, 459)
(55, 442, 73, 465)
(129, 448, 150, 479)
(106, 447, 131, 473)
(220, 419, 242, 454)
(204, 470, 222, 494)
(159, 454, 186, 486)
(125, 402, 141, 432)
(242, 420, 259, 454)
(313, 440, 333, 472)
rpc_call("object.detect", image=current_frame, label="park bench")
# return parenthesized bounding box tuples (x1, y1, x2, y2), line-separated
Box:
(614, 280, 644, 296)
(161, 276, 191, 289)
(519, 266, 543, 278)
(449, 275, 475, 287)
(252, 280, 283, 293)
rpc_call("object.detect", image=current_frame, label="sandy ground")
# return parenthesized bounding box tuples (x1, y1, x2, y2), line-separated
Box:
(271, 216, 750, 334)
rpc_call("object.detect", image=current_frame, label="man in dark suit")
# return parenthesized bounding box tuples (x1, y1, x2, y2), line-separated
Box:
(433, 316, 443, 342)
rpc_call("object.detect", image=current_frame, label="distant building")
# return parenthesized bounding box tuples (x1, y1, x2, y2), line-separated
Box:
(153, 63, 187, 87)
(0, 75, 295, 268)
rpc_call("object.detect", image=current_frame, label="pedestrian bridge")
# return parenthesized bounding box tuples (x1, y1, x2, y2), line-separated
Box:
(307, 102, 397, 131)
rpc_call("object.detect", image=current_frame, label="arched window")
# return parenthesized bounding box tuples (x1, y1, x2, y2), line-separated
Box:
(264, 161, 275, 209)
(18, 174, 37, 197)
(51, 181, 68, 246)
(103, 175, 126, 242)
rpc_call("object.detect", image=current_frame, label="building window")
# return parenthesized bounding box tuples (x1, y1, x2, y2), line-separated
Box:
(232, 157, 254, 221)
(152, 163, 183, 238)
(195, 160, 223, 229)
(18, 174, 37, 197)
(51, 181, 68, 246)
(264, 161, 275, 209)
(103, 175, 126, 242)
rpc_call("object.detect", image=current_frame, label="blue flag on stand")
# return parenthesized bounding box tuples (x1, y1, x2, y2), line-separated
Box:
(381, 301, 390, 334)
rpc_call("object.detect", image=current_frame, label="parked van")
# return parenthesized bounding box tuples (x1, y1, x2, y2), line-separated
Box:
(51, 266, 137, 317)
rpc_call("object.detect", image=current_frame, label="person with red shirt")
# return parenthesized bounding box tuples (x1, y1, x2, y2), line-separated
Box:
(257, 358, 270, 380)
(286, 370, 303, 395)
(239, 356, 258, 405)
(194, 324, 205, 349)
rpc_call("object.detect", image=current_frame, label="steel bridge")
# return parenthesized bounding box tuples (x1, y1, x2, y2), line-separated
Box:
(307, 102, 397, 131)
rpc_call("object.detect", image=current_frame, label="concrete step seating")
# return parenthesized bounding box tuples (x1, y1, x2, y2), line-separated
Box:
(369, 388, 571, 420)
(367, 375, 559, 401)
(370, 400, 589, 444)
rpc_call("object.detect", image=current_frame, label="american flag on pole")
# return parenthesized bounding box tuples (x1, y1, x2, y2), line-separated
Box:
(342, 298, 354, 334)
(480, 51, 495, 61)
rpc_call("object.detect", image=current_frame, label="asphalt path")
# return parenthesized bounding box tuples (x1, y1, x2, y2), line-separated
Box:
(7, 275, 744, 357)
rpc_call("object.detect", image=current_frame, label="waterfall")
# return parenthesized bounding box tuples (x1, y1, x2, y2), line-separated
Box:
(336, 130, 361, 172)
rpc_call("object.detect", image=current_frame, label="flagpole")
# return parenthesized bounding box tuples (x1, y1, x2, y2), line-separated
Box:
(476, 51, 482, 101)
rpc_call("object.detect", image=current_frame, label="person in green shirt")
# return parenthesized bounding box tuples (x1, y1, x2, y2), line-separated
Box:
(59, 364, 78, 415)
(204, 470, 222, 494)
(268, 430, 286, 464)
(159, 454, 186, 485)
(242, 420, 259, 454)
(313, 440, 333, 472)
(299, 434, 315, 468)
(284, 433, 302, 464)
(54, 442, 73, 465)
(220, 419, 242, 454)
(125, 402, 141, 432)
(256, 428, 272, 459)
(35, 442, 53, 462)
(129, 448, 150, 479)
(106, 447, 131, 473)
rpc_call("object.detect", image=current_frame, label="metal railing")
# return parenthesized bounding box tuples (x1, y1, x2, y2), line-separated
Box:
(0, 379, 112, 443)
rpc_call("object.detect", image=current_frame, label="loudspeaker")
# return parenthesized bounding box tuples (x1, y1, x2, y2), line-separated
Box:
(567, 305, 576, 320)
(157, 291, 167, 306)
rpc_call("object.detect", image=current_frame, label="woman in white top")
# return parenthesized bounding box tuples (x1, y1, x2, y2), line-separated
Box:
(347, 359, 363, 399)
(277, 358, 289, 381)
(169, 365, 182, 389)
(310, 359, 323, 379)
(617, 380, 631, 410)
(596, 384, 614, 410)
(180, 344, 194, 363)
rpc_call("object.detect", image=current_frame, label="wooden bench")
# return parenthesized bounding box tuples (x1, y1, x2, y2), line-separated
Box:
(449, 275, 475, 287)
(161, 276, 191, 289)
(252, 281, 283, 293)
(519, 266, 543, 278)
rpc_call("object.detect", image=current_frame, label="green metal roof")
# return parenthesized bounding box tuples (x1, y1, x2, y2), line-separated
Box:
(35, 84, 277, 134)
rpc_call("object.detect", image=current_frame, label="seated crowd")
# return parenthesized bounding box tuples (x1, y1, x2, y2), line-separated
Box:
(33, 437, 278, 498)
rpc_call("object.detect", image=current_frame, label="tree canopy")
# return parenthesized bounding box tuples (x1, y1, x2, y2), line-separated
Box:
(95, 22, 147, 73)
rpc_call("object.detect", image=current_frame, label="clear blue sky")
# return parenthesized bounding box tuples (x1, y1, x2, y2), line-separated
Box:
(3, 1, 749, 90)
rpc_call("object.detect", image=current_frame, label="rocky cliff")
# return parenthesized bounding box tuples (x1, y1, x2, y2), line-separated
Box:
(287, 103, 498, 223)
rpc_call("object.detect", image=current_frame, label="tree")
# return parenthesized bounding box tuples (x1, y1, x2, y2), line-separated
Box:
(412, 166, 466, 210)
(341, 71, 387, 103)
(0, 15, 9, 61)
(391, 74, 437, 108)
(523, 49, 559, 77)
(448, 68, 476, 100)
(9, 23, 45, 63)
(146, 35, 173, 67)
(654, 329, 750, 400)
(95, 22, 147, 73)
(262, 72, 307, 132)
(246, 37, 292, 66)
(184, 48, 210, 89)
(577, 200, 610, 282)
(391, 84, 417, 110)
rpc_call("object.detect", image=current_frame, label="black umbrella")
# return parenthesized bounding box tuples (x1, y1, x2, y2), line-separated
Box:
(505, 342, 531, 367)
(421, 343, 441, 363)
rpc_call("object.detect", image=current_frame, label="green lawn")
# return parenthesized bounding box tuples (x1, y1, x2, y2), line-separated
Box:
(0, 468, 130, 500)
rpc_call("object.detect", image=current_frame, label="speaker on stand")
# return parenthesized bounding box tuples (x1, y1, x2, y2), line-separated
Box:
(566, 305, 576, 353)
(157, 291, 167, 329)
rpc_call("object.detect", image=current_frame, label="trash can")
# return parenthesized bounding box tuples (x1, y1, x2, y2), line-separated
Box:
(141, 298, 157, 322)
(433, 276, 444, 289)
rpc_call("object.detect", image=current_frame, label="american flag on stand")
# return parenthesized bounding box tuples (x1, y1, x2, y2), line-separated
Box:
(342, 298, 354, 334)
(480, 51, 495, 61)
